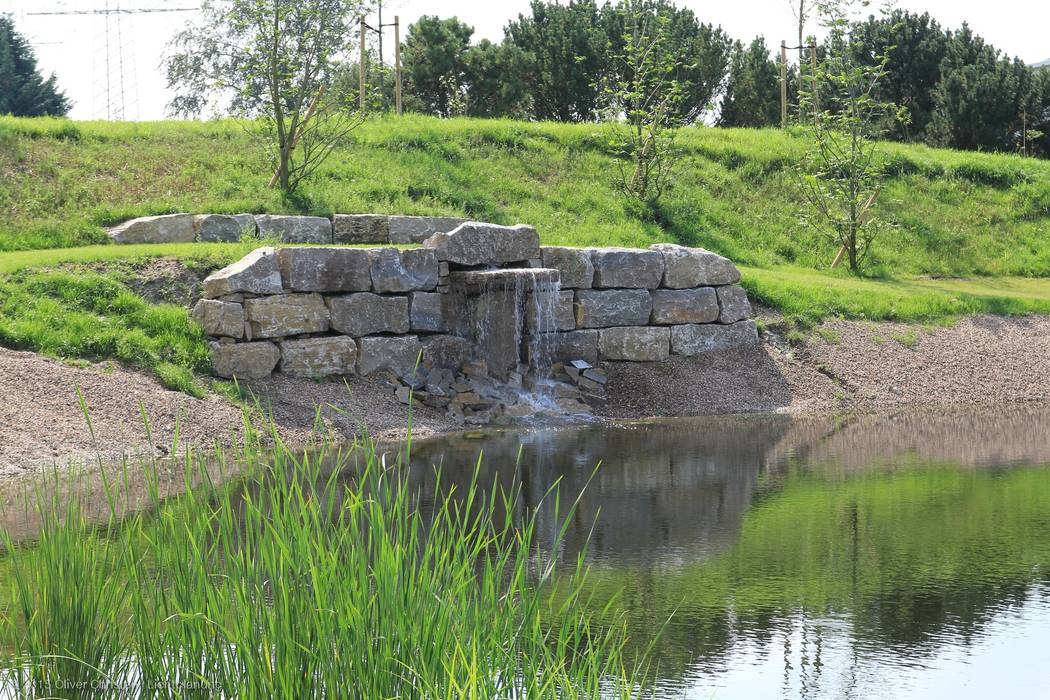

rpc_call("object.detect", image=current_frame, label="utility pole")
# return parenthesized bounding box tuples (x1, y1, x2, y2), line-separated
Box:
(780, 40, 788, 128)
(394, 15, 403, 115)
(359, 15, 367, 111)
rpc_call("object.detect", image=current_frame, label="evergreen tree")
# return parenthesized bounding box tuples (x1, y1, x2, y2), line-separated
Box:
(463, 40, 532, 118)
(401, 16, 474, 117)
(0, 15, 70, 117)
(719, 38, 781, 128)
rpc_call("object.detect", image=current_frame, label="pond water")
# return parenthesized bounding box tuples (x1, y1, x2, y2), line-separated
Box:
(401, 406, 1050, 699)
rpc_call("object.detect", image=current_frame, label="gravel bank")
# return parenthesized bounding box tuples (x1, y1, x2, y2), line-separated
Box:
(2, 314, 1048, 474)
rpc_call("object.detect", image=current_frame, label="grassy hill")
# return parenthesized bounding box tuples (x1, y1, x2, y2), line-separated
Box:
(2, 114, 1049, 278)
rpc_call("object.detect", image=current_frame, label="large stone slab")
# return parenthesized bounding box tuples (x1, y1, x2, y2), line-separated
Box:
(244, 293, 329, 338)
(552, 330, 599, 364)
(203, 247, 283, 298)
(716, 285, 753, 324)
(279, 337, 358, 377)
(210, 341, 280, 379)
(369, 248, 439, 293)
(590, 248, 664, 289)
(420, 334, 473, 369)
(191, 299, 244, 338)
(540, 247, 594, 289)
(410, 291, 445, 332)
(255, 214, 332, 243)
(388, 215, 469, 244)
(670, 320, 759, 355)
(422, 222, 540, 266)
(527, 290, 575, 333)
(650, 288, 719, 325)
(195, 213, 257, 242)
(598, 326, 670, 361)
(574, 289, 652, 328)
(328, 292, 409, 336)
(357, 335, 422, 377)
(276, 247, 372, 292)
(650, 243, 741, 287)
(108, 214, 195, 244)
(333, 214, 390, 243)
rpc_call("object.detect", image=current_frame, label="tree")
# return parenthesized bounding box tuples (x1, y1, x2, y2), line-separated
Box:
(600, 1, 682, 205)
(463, 40, 532, 118)
(165, 0, 368, 194)
(400, 16, 473, 117)
(796, 0, 905, 273)
(505, 0, 609, 122)
(0, 15, 70, 117)
(719, 38, 781, 128)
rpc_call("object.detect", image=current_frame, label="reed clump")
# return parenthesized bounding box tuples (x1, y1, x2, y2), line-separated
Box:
(0, 426, 650, 699)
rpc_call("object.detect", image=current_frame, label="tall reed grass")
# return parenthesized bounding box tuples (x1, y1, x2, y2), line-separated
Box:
(0, 424, 651, 698)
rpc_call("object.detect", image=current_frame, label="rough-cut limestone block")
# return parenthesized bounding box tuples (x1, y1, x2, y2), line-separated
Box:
(527, 290, 576, 332)
(255, 214, 332, 243)
(333, 214, 390, 243)
(670, 320, 759, 355)
(370, 248, 439, 293)
(276, 246, 372, 292)
(598, 326, 670, 361)
(388, 215, 469, 244)
(279, 337, 358, 377)
(195, 213, 257, 242)
(328, 292, 409, 336)
(552, 330, 599, 364)
(650, 288, 719, 325)
(574, 289, 652, 328)
(422, 222, 540, 266)
(357, 335, 422, 377)
(541, 247, 594, 289)
(650, 243, 741, 287)
(244, 293, 329, 338)
(203, 247, 283, 298)
(191, 299, 244, 338)
(420, 334, 473, 369)
(108, 214, 195, 244)
(410, 291, 445, 332)
(716, 285, 753, 324)
(210, 341, 280, 379)
(590, 248, 664, 289)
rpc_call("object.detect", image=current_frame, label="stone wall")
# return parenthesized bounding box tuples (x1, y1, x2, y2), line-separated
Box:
(194, 221, 758, 382)
(108, 213, 469, 245)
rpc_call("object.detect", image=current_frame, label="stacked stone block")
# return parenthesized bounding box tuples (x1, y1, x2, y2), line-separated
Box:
(195, 223, 758, 380)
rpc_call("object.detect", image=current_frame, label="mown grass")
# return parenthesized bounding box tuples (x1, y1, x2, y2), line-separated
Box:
(0, 425, 651, 699)
(2, 114, 1049, 277)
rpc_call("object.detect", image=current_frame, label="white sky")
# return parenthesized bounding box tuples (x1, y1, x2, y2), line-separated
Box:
(2, 0, 1047, 120)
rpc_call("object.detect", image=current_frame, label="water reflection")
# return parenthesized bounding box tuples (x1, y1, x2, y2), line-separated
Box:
(404, 406, 1050, 699)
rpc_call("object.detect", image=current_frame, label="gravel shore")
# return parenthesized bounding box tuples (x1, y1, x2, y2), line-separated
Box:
(3, 313, 1049, 474)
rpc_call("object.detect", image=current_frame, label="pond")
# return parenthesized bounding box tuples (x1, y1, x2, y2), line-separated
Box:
(401, 406, 1050, 699)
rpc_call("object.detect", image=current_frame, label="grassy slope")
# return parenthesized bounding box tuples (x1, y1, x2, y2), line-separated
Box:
(2, 115, 1050, 389)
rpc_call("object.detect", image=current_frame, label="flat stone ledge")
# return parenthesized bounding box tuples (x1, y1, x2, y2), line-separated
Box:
(255, 214, 333, 244)
(203, 247, 283, 298)
(423, 222, 540, 266)
(210, 341, 280, 379)
(670, 320, 759, 356)
(244, 293, 330, 339)
(590, 248, 664, 289)
(279, 336, 358, 377)
(598, 326, 670, 361)
(388, 215, 470, 244)
(277, 247, 372, 293)
(329, 292, 409, 336)
(108, 213, 195, 244)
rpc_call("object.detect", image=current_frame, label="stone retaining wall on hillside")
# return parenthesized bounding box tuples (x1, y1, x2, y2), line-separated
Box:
(108, 213, 469, 245)
(194, 221, 758, 381)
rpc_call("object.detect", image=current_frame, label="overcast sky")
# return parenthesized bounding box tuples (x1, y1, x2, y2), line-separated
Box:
(3, 0, 1048, 120)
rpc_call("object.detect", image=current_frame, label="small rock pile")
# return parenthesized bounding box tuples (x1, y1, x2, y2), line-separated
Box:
(383, 357, 607, 426)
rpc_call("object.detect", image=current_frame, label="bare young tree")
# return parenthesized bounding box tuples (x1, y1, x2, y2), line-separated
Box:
(789, 0, 813, 123)
(166, 0, 371, 194)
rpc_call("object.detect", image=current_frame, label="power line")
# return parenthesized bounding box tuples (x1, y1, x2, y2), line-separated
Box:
(27, 6, 198, 15)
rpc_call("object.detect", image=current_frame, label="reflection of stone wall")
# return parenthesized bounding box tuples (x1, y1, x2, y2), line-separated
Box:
(194, 220, 758, 380)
